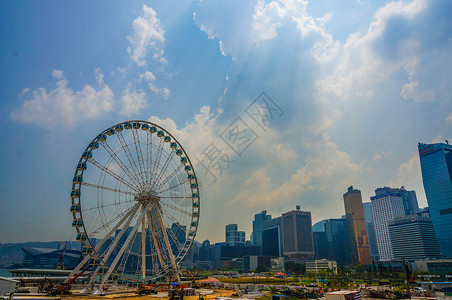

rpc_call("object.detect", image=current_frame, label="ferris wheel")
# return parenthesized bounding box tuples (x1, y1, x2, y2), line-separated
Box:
(65, 121, 200, 294)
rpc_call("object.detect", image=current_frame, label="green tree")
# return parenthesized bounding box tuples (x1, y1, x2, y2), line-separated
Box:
(255, 264, 269, 273)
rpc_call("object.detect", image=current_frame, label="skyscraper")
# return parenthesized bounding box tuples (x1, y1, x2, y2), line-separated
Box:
(371, 192, 405, 261)
(324, 218, 350, 265)
(363, 202, 379, 261)
(375, 186, 420, 215)
(419, 142, 452, 258)
(252, 211, 272, 247)
(281, 209, 314, 259)
(343, 186, 371, 264)
(388, 215, 441, 260)
(225, 224, 245, 246)
(262, 217, 283, 257)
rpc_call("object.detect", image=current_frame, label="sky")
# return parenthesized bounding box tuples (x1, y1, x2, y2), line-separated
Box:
(1, 0, 452, 244)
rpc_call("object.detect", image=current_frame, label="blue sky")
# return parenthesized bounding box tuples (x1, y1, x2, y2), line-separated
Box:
(1, 0, 451, 244)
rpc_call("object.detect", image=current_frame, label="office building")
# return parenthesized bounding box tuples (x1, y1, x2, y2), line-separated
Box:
(306, 259, 338, 274)
(419, 142, 452, 257)
(313, 231, 329, 259)
(252, 211, 272, 247)
(225, 224, 246, 246)
(262, 217, 283, 257)
(343, 186, 371, 264)
(371, 192, 405, 261)
(388, 215, 441, 260)
(324, 218, 350, 265)
(282, 209, 314, 259)
(375, 186, 420, 215)
(363, 202, 379, 261)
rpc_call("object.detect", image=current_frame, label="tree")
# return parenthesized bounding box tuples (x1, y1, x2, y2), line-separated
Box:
(255, 264, 269, 273)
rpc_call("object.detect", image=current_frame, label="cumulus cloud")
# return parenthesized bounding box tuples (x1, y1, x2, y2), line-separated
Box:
(316, 0, 450, 102)
(119, 87, 148, 116)
(229, 133, 361, 208)
(11, 69, 113, 128)
(194, 0, 337, 61)
(127, 5, 166, 66)
(140, 71, 170, 99)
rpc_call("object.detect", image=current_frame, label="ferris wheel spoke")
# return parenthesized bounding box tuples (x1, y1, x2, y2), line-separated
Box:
(87, 158, 139, 193)
(161, 216, 185, 255)
(81, 199, 135, 213)
(81, 182, 136, 196)
(152, 148, 176, 190)
(154, 164, 184, 191)
(132, 128, 146, 185)
(116, 131, 146, 187)
(159, 206, 188, 233)
(150, 137, 165, 187)
(145, 130, 152, 185)
(160, 201, 193, 218)
(100, 140, 142, 190)
(89, 203, 139, 236)
(157, 178, 190, 194)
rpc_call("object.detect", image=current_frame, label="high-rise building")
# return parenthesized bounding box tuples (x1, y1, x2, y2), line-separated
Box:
(388, 215, 441, 260)
(281, 209, 314, 259)
(262, 217, 283, 257)
(324, 218, 350, 265)
(363, 202, 379, 261)
(371, 192, 405, 261)
(375, 186, 420, 215)
(343, 186, 371, 264)
(419, 142, 452, 258)
(225, 224, 245, 246)
(226, 224, 238, 246)
(252, 211, 272, 247)
(313, 231, 328, 259)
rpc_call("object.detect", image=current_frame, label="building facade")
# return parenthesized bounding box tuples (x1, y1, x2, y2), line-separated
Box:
(324, 218, 350, 265)
(419, 142, 452, 258)
(363, 202, 379, 261)
(343, 186, 371, 264)
(281, 209, 314, 259)
(262, 217, 283, 257)
(375, 186, 420, 215)
(252, 211, 272, 248)
(225, 224, 246, 246)
(306, 259, 338, 274)
(371, 192, 405, 261)
(388, 215, 441, 260)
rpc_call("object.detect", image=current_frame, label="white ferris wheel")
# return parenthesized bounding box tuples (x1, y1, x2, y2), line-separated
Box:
(66, 121, 200, 294)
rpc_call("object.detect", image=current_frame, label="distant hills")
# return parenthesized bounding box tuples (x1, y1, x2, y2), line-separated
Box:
(0, 241, 81, 267)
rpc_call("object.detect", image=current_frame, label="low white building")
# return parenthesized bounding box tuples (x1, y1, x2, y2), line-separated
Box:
(306, 259, 337, 274)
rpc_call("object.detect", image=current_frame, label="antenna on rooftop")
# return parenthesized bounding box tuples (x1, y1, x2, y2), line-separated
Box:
(296, 205, 301, 211)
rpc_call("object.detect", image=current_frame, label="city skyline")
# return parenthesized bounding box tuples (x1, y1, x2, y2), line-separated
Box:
(1, 0, 452, 244)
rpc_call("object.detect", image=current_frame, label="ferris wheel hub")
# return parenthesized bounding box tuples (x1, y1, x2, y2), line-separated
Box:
(135, 190, 159, 204)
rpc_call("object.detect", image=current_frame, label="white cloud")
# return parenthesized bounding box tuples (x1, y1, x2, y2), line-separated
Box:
(318, 0, 428, 100)
(140, 71, 171, 99)
(194, 0, 337, 62)
(127, 5, 166, 66)
(373, 150, 392, 161)
(119, 87, 148, 116)
(229, 133, 361, 208)
(11, 69, 113, 128)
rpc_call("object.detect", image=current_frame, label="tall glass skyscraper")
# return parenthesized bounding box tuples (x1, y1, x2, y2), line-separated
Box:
(419, 142, 452, 258)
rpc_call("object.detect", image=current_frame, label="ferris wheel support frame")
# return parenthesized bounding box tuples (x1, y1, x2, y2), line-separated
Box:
(93, 202, 151, 294)
(64, 204, 139, 284)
